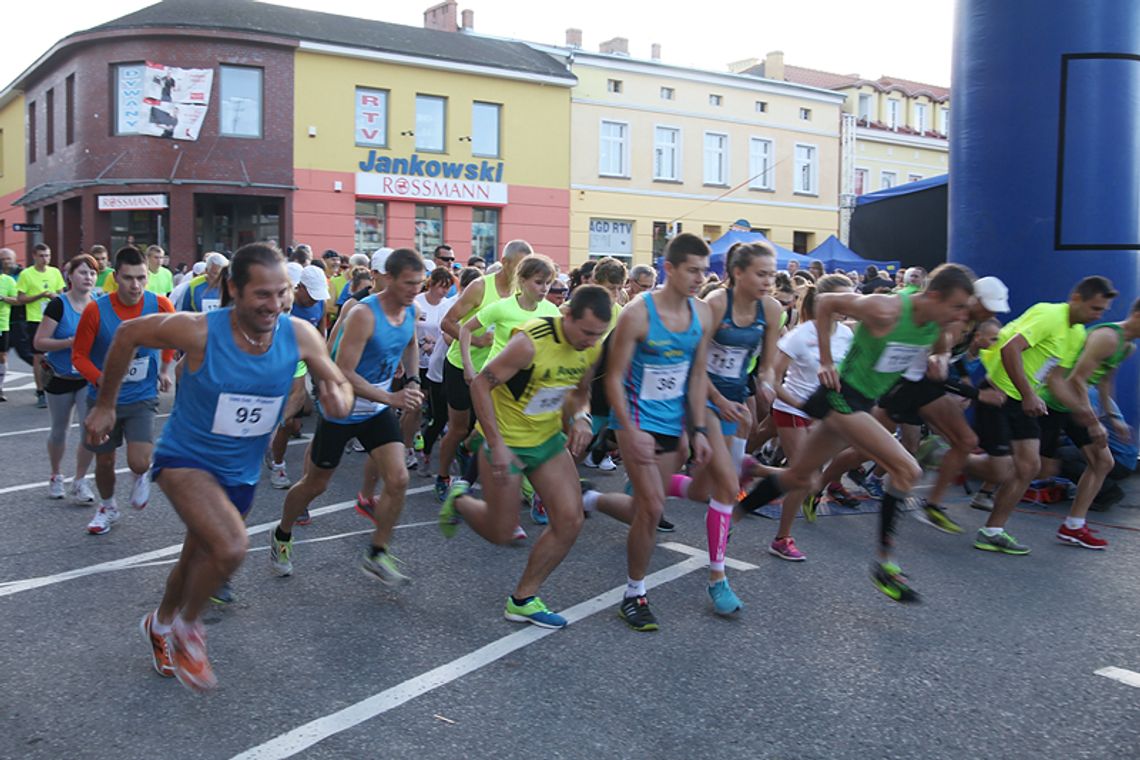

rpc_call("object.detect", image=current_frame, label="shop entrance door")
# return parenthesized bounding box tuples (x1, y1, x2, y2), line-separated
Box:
(195, 195, 281, 256)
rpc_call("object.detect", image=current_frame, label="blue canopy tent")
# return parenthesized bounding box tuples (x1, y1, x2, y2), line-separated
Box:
(654, 230, 812, 281)
(807, 234, 900, 274)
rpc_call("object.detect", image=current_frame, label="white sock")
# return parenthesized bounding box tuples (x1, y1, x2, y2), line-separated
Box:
(730, 436, 747, 477)
(271, 461, 286, 470)
(101, 497, 117, 509)
(582, 490, 600, 513)
(1064, 516, 1085, 530)
(624, 577, 647, 598)
(981, 526, 1003, 537)
(151, 612, 172, 636)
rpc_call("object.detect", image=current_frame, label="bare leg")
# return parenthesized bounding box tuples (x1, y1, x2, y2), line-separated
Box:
(366, 442, 410, 549)
(513, 451, 586, 598)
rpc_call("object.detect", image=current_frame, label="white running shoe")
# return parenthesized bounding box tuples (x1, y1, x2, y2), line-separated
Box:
(404, 449, 418, 470)
(511, 524, 528, 542)
(269, 465, 291, 490)
(130, 469, 151, 510)
(72, 477, 96, 504)
(87, 504, 121, 535)
(596, 454, 617, 472)
(49, 474, 66, 499)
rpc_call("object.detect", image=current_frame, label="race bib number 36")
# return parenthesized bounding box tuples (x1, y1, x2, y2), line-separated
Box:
(708, 343, 748, 379)
(523, 385, 573, 416)
(211, 393, 283, 437)
(641, 361, 689, 402)
(125, 356, 151, 383)
(874, 343, 926, 374)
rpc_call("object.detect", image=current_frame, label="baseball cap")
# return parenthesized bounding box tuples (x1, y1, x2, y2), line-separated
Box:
(370, 247, 393, 273)
(299, 265, 330, 301)
(423, 259, 436, 273)
(285, 262, 304, 287)
(973, 276, 1010, 313)
(191, 261, 207, 276)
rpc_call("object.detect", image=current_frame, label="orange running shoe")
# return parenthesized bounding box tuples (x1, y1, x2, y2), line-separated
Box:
(171, 619, 218, 692)
(138, 611, 174, 677)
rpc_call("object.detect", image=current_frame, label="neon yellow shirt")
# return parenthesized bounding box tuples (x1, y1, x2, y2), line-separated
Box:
(982, 302, 1086, 400)
(447, 273, 508, 371)
(0, 274, 16, 332)
(475, 294, 560, 359)
(16, 266, 65, 322)
(145, 266, 174, 295)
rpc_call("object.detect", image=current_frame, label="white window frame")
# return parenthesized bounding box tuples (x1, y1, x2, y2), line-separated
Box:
(709, 93, 723, 106)
(854, 167, 869, 196)
(914, 103, 928, 134)
(598, 119, 630, 178)
(660, 86, 675, 100)
(471, 101, 501, 158)
(908, 173, 924, 183)
(607, 79, 623, 94)
(793, 142, 818, 196)
(703, 131, 728, 185)
(799, 107, 812, 121)
(748, 136, 774, 191)
(755, 100, 768, 113)
(881, 170, 897, 189)
(887, 99, 900, 131)
(414, 94, 447, 152)
(939, 106, 950, 136)
(653, 125, 681, 182)
(857, 93, 872, 122)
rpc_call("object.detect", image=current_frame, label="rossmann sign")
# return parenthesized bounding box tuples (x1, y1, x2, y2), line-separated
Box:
(356, 151, 507, 206)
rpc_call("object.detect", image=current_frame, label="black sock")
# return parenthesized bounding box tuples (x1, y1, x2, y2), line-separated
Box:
(511, 595, 534, 606)
(275, 526, 292, 542)
(880, 492, 900, 550)
(369, 545, 385, 558)
(738, 475, 785, 513)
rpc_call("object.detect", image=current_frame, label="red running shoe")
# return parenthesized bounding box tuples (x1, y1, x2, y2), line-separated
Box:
(1056, 524, 1107, 550)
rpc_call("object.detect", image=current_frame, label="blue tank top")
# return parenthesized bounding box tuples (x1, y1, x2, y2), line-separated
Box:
(156, 309, 299, 486)
(291, 299, 325, 328)
(187, 279, 221, 313)
(46, 295, 85, 380)
(707, 288, 766, 402)
(322, 296, 416, 424)
(620, 292, 703, 436)
(86, 292, 161, 404)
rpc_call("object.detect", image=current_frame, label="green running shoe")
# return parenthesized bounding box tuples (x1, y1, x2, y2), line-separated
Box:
(801, 491, 821, 523)
(361, 549, 410, 586)
(915, 500, 963, 534)
(504, 596, 567, 629)
(269, 530, 294, 577)
(439, 479, 469, 539)
(871, 561, 920, 603)
(974, 529, 1030, 555)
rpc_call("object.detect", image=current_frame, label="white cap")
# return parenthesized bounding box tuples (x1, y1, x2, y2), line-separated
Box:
(974, 276, 1010, 313)
(349, 253, 370, 267)
(285, 262, 304, 287)
(191, 261, 207, 276)
(299, 265, 330, 300)
(371, 247, 393, 273)
(423, 259, 436, 273)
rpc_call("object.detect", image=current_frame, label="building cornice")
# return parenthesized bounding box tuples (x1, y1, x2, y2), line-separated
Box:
(855, 126, 948, 151)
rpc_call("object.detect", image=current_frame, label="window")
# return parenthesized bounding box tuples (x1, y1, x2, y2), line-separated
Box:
(355, 87, 388, 147)
(472, 208, 499, 261)
(219, 65, 262, 137)
(607, 79, 623, 94)
(65, 74, 75, 146)
(415, 95, 446, 152)
(915, 103, 928, 134)
(652, 220, 680, 258)
(793, 231, 814, 254)
(414, 205, 444, 253)
(887, 100, 900, 130)
(45, 89, 54, 155)
(793, 143, 818, 195)
(354, 201, 386, 256)
(908, 173, 924, 183)
(703, 132, 728, 185)
(854, 168, 869, 196)
(471, 101, 500, 158)
(27, 101, 35, 163)
(653, 126, 680, 181)
(881, 170, 897, 189)
(598, 120, 629, 177)
(939, 106, 949, 136)
(755, 100, 768, 113)
(709, 93, 723, 106)
(858, 93, 872, 121)
(660, 86, 675, 100)
(799, 107, 812, 121)
(748, 137, 773, 190)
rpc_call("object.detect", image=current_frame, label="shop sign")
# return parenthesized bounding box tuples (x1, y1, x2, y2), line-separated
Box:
(98, 194, 169, 211)
(358, 150, 504, 183)
(589, 218, 634, 255)
(356, 173, 507, 207)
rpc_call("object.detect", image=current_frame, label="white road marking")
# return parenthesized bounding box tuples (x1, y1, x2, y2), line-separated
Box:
(0, 486, 434, 596)
(1095, 666, 1140, 688)
(660, 541, 760, 571)
(233, 551, 754, 760)
(0, 412, 172, 439)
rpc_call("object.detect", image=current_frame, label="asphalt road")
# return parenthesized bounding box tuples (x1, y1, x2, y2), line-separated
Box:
(1, 356, 1138, 760)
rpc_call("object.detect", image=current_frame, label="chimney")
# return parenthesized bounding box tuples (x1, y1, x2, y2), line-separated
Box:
(460, 9, 474, 30)
(423, 0, 458, 32)
(650, 43, 661, 61)
(728, 57, 759, 74)
(565, 28, 582, 48)
(764, 50, 785, 80)
(599, 37, 629, 56)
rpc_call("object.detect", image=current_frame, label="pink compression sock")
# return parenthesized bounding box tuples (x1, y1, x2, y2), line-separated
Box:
(669, 474, 692, 500)
(706, 500, 733, 571)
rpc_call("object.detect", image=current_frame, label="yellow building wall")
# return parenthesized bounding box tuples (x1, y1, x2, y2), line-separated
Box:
(855, 138, 947, 193)
(0, 94, 26, 198)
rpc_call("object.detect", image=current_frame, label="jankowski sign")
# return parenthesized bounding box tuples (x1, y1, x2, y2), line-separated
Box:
(358, 151, 504, 183)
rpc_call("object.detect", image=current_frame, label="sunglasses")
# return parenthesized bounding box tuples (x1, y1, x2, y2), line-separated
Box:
(549, 288, 568, 295)
(437, 256, 455, 263)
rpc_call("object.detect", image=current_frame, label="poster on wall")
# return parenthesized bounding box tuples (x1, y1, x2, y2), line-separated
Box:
(116, 61, 214, 141)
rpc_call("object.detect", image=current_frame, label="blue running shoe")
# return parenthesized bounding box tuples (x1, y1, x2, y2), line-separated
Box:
(708, 578, 743, 616)
(863, 474, 885, 499)
(504, 596, 567, 629)
(530, 494, 548, 525)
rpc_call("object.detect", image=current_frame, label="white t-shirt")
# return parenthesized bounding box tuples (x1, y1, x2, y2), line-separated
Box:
(426, 295, 458, 383)
(414, 292, 450, 369)
(772, 321, 855, 419)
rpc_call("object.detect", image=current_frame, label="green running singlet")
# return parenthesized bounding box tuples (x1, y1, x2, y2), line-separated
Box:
(838, 292, 940, 400)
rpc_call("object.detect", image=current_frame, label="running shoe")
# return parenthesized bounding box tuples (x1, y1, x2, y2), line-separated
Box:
(49, 474, 65, 499)
(269, 530, 294, 576)
(707, 578, 743, 616)
(584, 453, 617, 471)
(656, 516, 675, 533)
(862, 474, 885, 499)
(438, 479, 469, 538)
(138, 611, 174, 678)
(346, 438, 365, 453)
(846, 466, 868, 488)
(404, 449, 418, 471)
(170, 619, 217, 692)
(916, 435, 950, 469)
(618, 595, 659, 632)
(969, 491, 995, 511)
(512, 525, 528, 541)
(361, 549, 410, 586)
(456, 441, 473, 476)
(71, 477, 95, 504)
(974, 529, 1030, 555)
(871, 561, 920, 603)
(914, 500, 963, 534)
(826, 482, 862, 508)
(768, 536, 806, 561)
(530, 494, 548, 526)
(129, 469, 151, 510)
(269, 465, 291, 490)
(1056, 524, 1108, 550)
(434, 475, 451, 502)
(413, 432, 425, 452)
(504, 596, 567, 629)
(86, 504, 121, 535)
(416, 451, 431, 475)
(36, 391, 47, 409)
(0, 391, 6, 402)
(801, 491, 821, 523)
(295, 508, 312, 526)
(209, 578, 235, 605)
(354, 493, 377, 524)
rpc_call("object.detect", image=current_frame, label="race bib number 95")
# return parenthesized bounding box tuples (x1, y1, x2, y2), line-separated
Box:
(211, 393, 283, 437)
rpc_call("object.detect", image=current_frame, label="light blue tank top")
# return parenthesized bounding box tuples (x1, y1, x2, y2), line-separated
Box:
(620, 292, 703, 436)
(86, 292, 161, 404)
(155, 309, 298, 486)
(322, 296, 416, 424)
(291, 299, 324, 328)
(46, 295, 84, 380)
(707, 288, 765, 403)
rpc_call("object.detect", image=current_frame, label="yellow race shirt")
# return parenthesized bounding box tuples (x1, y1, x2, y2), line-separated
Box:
(982, 302, 1086, 400)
